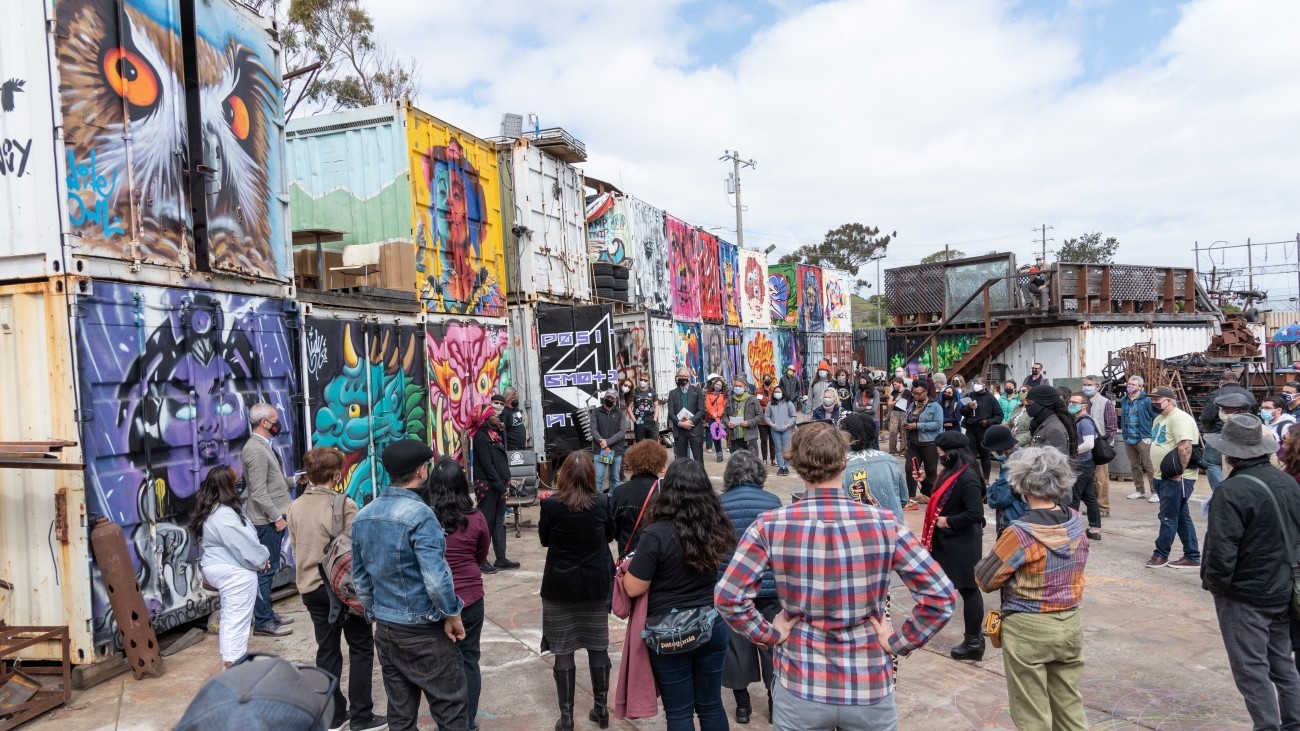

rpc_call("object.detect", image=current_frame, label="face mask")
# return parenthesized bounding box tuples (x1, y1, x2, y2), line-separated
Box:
(713, 384, 723, 392)
(972, 383, 984, 393)
(764, 377, 772, 385)
(944, 392, 954, 401)
(603, 397, 615, 407)
(265, 420, 281, 437)
(773, 392, 783, 401)
(823, 398, 836, 407)
(677, 378, 688, 388)
(1026, 402, 1046, 418)
(639, 382, 649, 389)
(1032, 368, 1041, 375)
(1262, 408, 1276, 421)
(818, 370, 828, 379)
(1082, 386, 1096, 396)
(1127, 385, 1140, 395)
(1068, 404, 1082, 415)
(1005, 387, 1015, 395)
(939, 453, 958, 467)
(994, 451, 1010, 463)
(1157, 400, 1172, 412)
(510, 399, 519, 408)
(837, 376, 847, 385)
(621, 385, 631, 393)
(492, 404, 505, 416)
(733, 386, 745, 395)
(1286, 393, 1297, 404)
(1017, 392, 1027, 403)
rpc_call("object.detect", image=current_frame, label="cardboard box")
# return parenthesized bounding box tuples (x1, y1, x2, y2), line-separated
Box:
(378, 241, 417, 294)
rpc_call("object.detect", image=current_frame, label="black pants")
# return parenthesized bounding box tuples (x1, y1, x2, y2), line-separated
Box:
(1071, 458, 1102, 529)
(302, 586, 376, 726)
(958, 587, 985, 637)
(478, 488, 508, 561)
(457, 599, 485, 728)
(729, 438, 755, 454)
(758, 425, 773, 462)
(906, 441, 938, 498)
(634, 422, 658, 443)
(673, 427, 705, 465)
(968, 425, 992, 480)
(375, 620, 469, 731)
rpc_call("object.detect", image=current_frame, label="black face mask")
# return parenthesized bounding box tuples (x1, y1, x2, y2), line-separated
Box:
(940, 453, 958, 467)
(1005, 388, 1015, 395)
(604, 397, 616, 407)
(677, 378, 688, 388)
(510, 399, 519, 408)
(265, 420, 281, 437)
(1026, 402, 1047, 418)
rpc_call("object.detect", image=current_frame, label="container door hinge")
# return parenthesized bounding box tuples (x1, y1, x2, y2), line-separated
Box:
(74, 408, 94, 423)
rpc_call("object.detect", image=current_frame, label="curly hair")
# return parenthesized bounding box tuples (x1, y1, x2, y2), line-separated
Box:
(650, 459, 735, 574)
(624, 439, 668, 477)
(426, 458, 476, 534)
(1282, 427, 1300, 478)
(1007, 446, 1077, 502)
(722, 449, 767, 490)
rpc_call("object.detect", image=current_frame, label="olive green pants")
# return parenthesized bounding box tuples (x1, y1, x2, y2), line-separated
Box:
(1001, 609, 1088, 731)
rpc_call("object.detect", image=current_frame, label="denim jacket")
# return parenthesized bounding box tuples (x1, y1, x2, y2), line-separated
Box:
(986, 460, 1028, 535)
(911, 401, 944, 443)
(352, 486, 464, 625)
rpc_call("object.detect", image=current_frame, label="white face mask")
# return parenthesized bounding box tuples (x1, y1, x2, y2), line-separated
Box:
(972, 383, 984, 393)
(818, 370, 828, 379)
(773, 391, 784, 401)
(621, 385, 631, 393)
(823, 398, 836, 407)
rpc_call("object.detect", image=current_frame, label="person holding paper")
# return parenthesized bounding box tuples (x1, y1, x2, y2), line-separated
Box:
(668, 368, 707, 465)
(726, 376, 763, 454)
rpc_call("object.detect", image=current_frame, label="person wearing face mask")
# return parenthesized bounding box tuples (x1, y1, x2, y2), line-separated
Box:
(725, 377, 763, 453)
(755, 375, 776, 465)
(998, 381, 1019, 421)
(1023, 385, 1079, 459)
(632, 377, 659, 444)
(765, 383, 798, 476)
(916, 366, 938, 400)
(501, 387, 528, 450)
(1146, 386, 1201, 569)
(591, 387, 629, 494)
(473, 401, 519, 571)
(923, 431, 987, 661)
(1081, 376, 1117, 518)
(1283, 381, 1300, 421)
(779, 365, 803, 412)
(939, 387, 962, 433)
(668, 368, 707, 465)
(1260, 396, 1295, 455)
(1199, 371, 1255, 495)
(886, 377, 910, 455)
(705, 375, 729, 462)
(1121, 376, 1158, 502)
(835, 368, 853, 413)
(983, 426, 1028, 537)
(1067, 394, 1103, 541)
(961, 378, 1003, 480)
(808, 361, 835, 417)
(241, 402, 300, 638)
(905, 384, 944, 506)
(812, 391, 842, 425)
(1010, 387, 1033, 447)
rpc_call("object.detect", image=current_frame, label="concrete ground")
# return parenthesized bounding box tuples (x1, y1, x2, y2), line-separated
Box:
(25, 457, 1252, 731)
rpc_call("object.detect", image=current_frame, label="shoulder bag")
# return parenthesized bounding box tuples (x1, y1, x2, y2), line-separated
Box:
(1085, 416, 1116, 465)
(1241, 474, 1300, 619)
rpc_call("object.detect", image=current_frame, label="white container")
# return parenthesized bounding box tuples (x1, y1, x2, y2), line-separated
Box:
(499, 140, 590, 303)
(612, 311, 678, 431)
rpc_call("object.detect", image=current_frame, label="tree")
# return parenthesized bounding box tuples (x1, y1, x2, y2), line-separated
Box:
(1057, 232, 1120, 263)
(777, 223, 895, 292)
(920, 248, 965, 264)
(250, 0, 421, 120)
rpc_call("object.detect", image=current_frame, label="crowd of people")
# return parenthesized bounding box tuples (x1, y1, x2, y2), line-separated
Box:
(181, 354, 1300, 731)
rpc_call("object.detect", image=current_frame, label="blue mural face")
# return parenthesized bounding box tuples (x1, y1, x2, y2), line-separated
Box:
(77, 281, 298, 649)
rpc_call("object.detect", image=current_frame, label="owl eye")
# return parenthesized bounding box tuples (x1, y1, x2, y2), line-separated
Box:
(347, 403, 361, 418)
(102, 48, 159, 111)
(223, 94, 251, 140)
(477, 372, 491, 394)
(448, 376, 463, 402)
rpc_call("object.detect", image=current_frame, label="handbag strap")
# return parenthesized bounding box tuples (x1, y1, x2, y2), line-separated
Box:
(1240, 474, 1297, 568)
(628, 480, 660, 543)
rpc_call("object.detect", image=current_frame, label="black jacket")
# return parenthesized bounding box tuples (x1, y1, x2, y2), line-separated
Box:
(1199, 384, 1253, 435)
(1202, 459, 1300, 606)
(539, 494, 616, 602)
(591, 404, 627, 454)
(609, 473, 659, 557)
(472, 427, 510, 490)
(667, 386, 706, 436)
(930, 465, 986, 589)
(962, 390, 1004, 431)
(502, 406, 528, 449)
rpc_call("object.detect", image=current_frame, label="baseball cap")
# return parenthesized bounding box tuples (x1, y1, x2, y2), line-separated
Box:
(175, 654, 335, 731)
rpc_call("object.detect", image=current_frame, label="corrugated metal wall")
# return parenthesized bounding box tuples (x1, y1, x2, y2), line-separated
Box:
(862, 328, 888, 369)
(994, 323, 1218, 382)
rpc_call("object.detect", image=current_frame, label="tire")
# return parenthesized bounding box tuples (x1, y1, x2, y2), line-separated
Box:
(594, 274, 616, 288)
(611, 279, 630, 292)
(612, 266, 631, 281)
(593, 263, 615, 278)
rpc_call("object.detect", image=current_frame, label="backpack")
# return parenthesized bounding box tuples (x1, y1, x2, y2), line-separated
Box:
(319, 494, 365, 618)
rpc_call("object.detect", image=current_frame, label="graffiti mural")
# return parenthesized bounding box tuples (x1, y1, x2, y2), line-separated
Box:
(587, 193, 629, 265)
(698, 231, 724, 323)
(675, 321, 702, 382)
(744, 329, 776, 386)
(797, 265, 825, 333)
(720, 240, 742, 327)
(426, 319, 509, 462)
(824, 269, 852, 334)
(56, 0, 289, 278)
(668, 215, 700, 321)
(888, 333, 983, 374)
(775, 328, 800, 378)
(739, 249, 768, 327)
(628, 197, 669, 312)
(726, 326, 745, 385)
(702, 324, 727, 383)
(411, 122, 506, 316)
(614, 320, 652, 385)
(306, 319, 427, 506)
(768, 264, 797, 328)
(77, 281, 298, 649)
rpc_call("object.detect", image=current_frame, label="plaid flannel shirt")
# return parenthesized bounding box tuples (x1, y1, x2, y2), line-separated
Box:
(715, 489, 955, 706)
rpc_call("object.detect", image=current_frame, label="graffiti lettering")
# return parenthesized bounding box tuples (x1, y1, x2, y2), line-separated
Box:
(539, 330, 603, 348)
(543, 370, 618, 389)
(1, 78, 25, 113)
(0, 138, 32, 176)
(66, 148, 126, 238)
(304, 327, 329, 377)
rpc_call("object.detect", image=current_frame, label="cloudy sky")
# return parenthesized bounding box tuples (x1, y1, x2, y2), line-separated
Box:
(367, 0, 1299, 302)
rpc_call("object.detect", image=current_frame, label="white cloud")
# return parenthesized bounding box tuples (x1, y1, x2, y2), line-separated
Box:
(363, 0, 1299, 290)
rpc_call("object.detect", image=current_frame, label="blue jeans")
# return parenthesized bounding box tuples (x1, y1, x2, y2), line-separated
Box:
(1203, 442, 1224, 492)
(771, 428, 792, 469)
(253, 522, 283, 629)
(594, 452, 623, 493)
(1154, 478, 1201, 562)
(647, 617, 729, 731)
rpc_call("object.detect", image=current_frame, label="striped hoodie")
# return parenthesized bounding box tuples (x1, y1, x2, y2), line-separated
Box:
(974, 508, 1090, 613)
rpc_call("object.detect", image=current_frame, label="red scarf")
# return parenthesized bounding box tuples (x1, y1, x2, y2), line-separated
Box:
(921, 465, 966, 551)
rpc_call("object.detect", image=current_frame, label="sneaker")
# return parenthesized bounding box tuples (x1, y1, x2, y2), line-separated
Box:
(272, 612, 295, 625)
(350, 714, 389, 731)
(1126, 491, 1146, 500)
(494, 557, 521, 570)
(1168, 558, 1200, 569)
(1148, 494, 1161, 504)
(329, 713, 351, 731)
(1145, 555, 1168, 568)
(479, 561, 498, 575)
(904, 500, 920, 511)
(716, 454, 724, 463)
(253, 623, 293, 637)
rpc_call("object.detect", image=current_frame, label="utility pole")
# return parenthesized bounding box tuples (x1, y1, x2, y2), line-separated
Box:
(1035, 224, 1054, 263)
(721, 150, 756, 248)
(870, 252, 886, 327)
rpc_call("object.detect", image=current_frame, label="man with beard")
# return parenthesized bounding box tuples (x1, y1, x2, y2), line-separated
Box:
(242, 402, 298, 638)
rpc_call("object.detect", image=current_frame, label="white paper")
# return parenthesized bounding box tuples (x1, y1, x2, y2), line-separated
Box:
(728, 416, 743, 426)
(677, 408, 693, 421)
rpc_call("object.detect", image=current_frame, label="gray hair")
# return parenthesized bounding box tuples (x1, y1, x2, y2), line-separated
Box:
(1127, 374, 1145, 386)
(1007, 446, 1076, 502)
(932, 373, 948, 387)
(1083, 375, 1100, 384)
(723, 449, 768, 490)
(248, 403, 277, 426)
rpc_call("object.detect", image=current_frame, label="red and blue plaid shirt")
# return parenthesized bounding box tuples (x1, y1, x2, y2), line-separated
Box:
(715, 489, 955, 706)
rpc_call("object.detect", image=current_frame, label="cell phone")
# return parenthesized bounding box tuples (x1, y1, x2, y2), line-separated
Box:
(910, 457, 921, 475)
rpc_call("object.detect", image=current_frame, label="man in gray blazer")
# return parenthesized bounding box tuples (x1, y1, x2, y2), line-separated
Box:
(241, 403, 296, 637)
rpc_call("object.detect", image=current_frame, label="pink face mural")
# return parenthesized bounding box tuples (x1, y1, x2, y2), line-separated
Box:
(427, 320, 510, 460)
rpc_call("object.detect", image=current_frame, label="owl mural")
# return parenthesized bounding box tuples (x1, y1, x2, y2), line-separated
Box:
(57, 0, 283, 278)
(427, 321, 509, 460)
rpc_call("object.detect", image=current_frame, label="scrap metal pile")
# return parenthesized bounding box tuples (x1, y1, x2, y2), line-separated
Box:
(1103, 342, 1255, 417)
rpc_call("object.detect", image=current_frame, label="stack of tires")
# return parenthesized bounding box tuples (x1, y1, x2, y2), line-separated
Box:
(593, 262, 631, 302)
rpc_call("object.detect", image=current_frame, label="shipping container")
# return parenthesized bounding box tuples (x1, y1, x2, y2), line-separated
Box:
(3, 0, 293, 288)
(797, 265, 825, 333)
(737, 249, 769, 328)
(0, 280, 93, 662)
(823, 269, 853, 334)
(825, 332, 855, 371)
(719, 240, 741, 327)
(611, 311, 676, 432)
(286, 101, 506, 316)
(698, 231, 724, 324)
(498, 138, 589, 302)
(992, 322, 1219, 383)
(768, 264, 797, 328)
(298, 290, 428, 506)
(742, 328, 778, 385)
(668, 216, 700, 322)
(426, 314, 511, 461)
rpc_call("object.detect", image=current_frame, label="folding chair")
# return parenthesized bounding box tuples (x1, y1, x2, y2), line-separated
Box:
(504, 449, 540, 537)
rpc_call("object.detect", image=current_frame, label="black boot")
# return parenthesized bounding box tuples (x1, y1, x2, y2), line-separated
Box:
(950, 634, 986, 662)
(588, 665, 610, 729)
(733, 688, 752, 724)
(553, 667, 576, 731)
